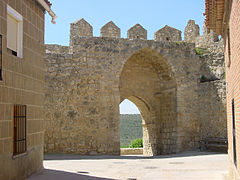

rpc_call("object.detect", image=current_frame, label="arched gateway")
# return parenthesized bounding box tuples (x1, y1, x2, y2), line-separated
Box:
(44, 19, 226, 155)
(120, 48, 177, 155)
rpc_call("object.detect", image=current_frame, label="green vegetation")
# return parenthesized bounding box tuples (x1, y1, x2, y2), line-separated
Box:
(222, 72, 226, 79)
(120, 145, 129, 148)
(129, 138, 143, 148)
(200, 75, 208, 82)
(120, 114, 143, 147)
(176, 41, 181, 45)
(195, 47, 209, 58)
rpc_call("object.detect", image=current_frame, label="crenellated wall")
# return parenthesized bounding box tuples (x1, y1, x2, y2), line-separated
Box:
(44, 18, 227, 155)
(69, 19, 182, 41)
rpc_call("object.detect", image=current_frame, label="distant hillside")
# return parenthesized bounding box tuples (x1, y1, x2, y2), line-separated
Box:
(120, 114, 143, 146)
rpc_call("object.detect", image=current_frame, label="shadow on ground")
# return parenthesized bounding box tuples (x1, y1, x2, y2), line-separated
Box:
(27, 169, 116, 180)
(44, 150, 226, 161)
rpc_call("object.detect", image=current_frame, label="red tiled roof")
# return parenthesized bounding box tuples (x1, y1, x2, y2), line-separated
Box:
(204, 0, 226, 35)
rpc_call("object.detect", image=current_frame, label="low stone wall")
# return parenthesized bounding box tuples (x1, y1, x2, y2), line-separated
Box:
(120, 148, 143, 155)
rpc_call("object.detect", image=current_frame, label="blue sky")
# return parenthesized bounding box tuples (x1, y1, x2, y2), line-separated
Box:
(45, 0, 205, 114)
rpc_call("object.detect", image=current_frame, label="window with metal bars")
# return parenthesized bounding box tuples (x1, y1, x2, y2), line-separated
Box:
(232, 99, 237, 167)
(13, 105, 27, 156)
(0, 34, 2, 80)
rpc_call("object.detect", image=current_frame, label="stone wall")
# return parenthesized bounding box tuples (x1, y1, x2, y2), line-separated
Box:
(120, 148, 143, 155)
(190, 21, 227, 140)
(45, 37, 200, 155)
(44, 19, 227, 156)
(198, 51, 227, 139)
(184, 20, 200, 43)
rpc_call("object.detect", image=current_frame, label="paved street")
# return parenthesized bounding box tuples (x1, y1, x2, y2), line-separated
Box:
(27, 151, 229, 180)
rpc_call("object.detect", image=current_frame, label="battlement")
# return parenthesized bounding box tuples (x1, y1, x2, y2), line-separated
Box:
(66, 18, 223, 53)
(69, 18, 185, 44)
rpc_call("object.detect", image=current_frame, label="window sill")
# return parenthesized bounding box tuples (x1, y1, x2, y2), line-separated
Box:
(7, 48, 22, 59)
(12, 151, 28, 159)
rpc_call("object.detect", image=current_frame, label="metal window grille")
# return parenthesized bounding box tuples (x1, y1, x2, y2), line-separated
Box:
(13, 105, 27, 156)
(0, 34, 2, 80)
(232, 99, 237, 167)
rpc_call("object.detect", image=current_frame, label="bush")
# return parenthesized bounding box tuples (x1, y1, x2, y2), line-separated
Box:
(129, 138, 143, 148)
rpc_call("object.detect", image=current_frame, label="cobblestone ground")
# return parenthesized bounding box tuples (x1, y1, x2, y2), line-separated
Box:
(27, 151, 229, 180)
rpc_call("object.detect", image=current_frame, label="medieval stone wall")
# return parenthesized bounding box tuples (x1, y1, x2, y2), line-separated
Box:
(198, 52, 227, 139)
(44, 19, 227, 155)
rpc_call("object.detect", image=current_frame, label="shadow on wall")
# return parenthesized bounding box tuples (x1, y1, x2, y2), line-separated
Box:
(198, 51, 227, 140)
(26, 169, 115, 180)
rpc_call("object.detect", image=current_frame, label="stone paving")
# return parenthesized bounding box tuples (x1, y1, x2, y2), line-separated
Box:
(26, 151, 229, 180)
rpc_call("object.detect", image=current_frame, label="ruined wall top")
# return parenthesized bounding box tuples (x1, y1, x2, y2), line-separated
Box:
(194, 22, 223, 53)
(184, 20, 200, 43)
(100, 21, 121, 38)
(127, 24, 147, 40)
(154, 25, 182, 42)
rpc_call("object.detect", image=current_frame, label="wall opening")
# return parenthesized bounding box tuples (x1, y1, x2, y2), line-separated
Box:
(119, 99, 143, 155)
(119, 48, 177, 156)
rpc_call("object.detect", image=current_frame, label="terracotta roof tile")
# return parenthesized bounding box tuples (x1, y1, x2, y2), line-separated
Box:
(204, 0, 225, 35)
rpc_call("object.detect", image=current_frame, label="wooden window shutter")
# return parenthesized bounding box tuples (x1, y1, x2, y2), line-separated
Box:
(7, 14, 18, 52)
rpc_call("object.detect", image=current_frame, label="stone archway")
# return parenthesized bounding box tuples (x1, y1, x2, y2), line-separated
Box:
(119, 48, 177, 155)
(45, 38, 202, 155)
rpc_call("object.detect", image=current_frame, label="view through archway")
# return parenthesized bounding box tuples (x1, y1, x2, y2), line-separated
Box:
(119, 99, 143, 155)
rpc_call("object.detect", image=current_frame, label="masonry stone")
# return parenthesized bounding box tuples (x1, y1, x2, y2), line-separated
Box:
(195, 22, 220, 50)
(101, 21, 121, 38)
(70, 18, 93, 46)
(154, 25, 182, 42)
(127, 24, 147, 40)
(44, 19, 227, 156)
(184, 20, 200, 42)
